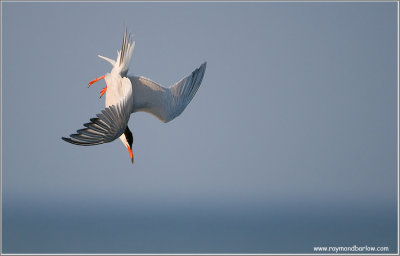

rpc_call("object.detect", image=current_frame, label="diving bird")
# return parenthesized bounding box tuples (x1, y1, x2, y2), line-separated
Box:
(62, 29, 206, 164)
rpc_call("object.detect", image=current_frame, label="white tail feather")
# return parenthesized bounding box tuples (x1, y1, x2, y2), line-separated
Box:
(115, 30, 135, 75)
(98, 55, 116, 66)
(98, 29, 135, 76)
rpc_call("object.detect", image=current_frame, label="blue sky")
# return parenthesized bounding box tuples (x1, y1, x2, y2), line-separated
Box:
(1, 2, 398, 253)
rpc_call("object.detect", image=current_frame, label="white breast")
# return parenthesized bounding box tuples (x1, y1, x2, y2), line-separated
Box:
(105, 73, 124, 108)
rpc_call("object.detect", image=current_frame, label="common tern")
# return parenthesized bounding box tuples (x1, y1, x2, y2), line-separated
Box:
(62, 29, 206, 164)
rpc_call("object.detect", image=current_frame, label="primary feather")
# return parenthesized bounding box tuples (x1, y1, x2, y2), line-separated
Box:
(62, 92, 132, 146)
(129, 62, 207, 123)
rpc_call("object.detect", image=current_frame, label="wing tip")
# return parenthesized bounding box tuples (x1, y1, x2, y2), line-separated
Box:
(200, 61, 207, 71)
(62, 136, 98, 146)
(62, 137, 74, 144)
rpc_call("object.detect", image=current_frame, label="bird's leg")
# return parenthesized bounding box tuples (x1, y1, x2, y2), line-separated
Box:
(100, 86, 107, 98)
(88, 75, 105, 87)
(88, 75, 108, 98)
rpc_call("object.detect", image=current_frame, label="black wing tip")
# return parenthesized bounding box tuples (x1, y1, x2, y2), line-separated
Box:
(201, 62, 207, 70)
(196, 62, 207, 79)
(62, 136, 98, 146)
(62, 137, 74, 144)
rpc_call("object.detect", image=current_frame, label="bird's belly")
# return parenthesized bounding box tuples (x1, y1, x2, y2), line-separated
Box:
(104, 74, 126, 108)
(105, 89, 121, 108)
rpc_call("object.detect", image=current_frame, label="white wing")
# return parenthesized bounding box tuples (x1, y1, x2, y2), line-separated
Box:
(129, 62, 206, 123)
(62, 78, 133, 146)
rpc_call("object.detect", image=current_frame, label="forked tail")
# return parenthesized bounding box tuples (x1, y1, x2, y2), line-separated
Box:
(98, 28, 135, 76)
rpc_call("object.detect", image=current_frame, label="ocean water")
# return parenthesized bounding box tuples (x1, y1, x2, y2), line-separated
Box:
(2, 199, 397, 254)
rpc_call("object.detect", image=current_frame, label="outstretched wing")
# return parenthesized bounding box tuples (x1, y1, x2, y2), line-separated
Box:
(62, 87, 132, 146)
(129, 62, 206, 123)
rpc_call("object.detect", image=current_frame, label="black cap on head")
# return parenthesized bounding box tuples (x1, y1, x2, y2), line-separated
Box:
(124, 126, 133, 148)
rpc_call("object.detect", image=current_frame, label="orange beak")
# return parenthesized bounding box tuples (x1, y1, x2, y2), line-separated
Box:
(127, 145, 134, 164)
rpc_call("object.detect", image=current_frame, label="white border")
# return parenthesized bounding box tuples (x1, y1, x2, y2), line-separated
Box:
(397, 1, 399, 254)
(0, 1, 399, 256)
(1, 0, 4, 254)
(0, 0, 399, 2)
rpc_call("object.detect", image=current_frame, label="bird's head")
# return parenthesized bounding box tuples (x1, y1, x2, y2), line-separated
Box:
(121, 126, 134, 164)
